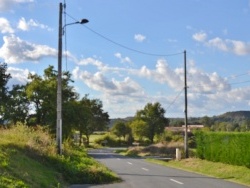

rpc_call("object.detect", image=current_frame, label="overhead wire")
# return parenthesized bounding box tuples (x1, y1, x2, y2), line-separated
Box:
(65, 12, 183, 57)
(165, 89, 184, 112)
(63, 1, 68, 71)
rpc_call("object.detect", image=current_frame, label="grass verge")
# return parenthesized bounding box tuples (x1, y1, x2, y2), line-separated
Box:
(0, 124, 120, 188)
(146, 158, 250, 187)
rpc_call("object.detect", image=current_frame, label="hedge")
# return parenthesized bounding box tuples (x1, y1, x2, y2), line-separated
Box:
(195, 131, 250, 167)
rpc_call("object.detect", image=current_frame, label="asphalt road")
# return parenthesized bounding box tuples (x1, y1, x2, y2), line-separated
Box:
(70, 148, 249, 188)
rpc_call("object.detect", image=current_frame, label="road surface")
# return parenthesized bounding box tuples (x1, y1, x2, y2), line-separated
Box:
(70, 148, 249, 188)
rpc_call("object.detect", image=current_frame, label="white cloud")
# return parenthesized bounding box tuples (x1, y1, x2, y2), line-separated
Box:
(207, 38, 250, 55)
(0, 0, 33, 12)
(7, 67, 31, 85)
(0, 17, 14, 33)
(0, 35, 57, 64)
(114, 53, 133, 65)
(17, 17, 53, 31)
(134, 34, 146, 42)
(192, 31, 250, 55)
(192, 31, 207, 42)
(77, 57, 104, 68)
(136, 59, 183, 90)
(73, 68, 144, 98)
(188, 68, 231, 94)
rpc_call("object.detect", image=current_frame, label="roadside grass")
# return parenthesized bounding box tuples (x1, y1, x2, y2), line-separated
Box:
(0, 125, 62, 188)
(0, 125, 120, 188)
(146, 158, 250, 187)
(119, 144, 250, 187)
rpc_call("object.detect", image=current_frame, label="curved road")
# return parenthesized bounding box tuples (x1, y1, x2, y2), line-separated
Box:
(70, 148, 249, 188)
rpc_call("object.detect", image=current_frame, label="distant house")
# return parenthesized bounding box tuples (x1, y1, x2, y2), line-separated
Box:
(165, 125, 204, 132)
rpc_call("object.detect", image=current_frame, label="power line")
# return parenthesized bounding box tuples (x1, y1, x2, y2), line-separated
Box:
(230, 80, 250, 85)
(65, 13, 183, 57)
(165, 89, 184, 112)
(63, 1, 68, 71)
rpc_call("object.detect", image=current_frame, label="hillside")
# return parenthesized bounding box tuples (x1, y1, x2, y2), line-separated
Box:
(110, 111, 250, 128)
(215, 111, 250, 122)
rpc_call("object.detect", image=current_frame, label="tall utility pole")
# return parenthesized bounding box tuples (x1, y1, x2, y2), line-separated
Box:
(56, 2, 89, 155)
(57, 2, 63, 155)
(184, 50, 189, 158)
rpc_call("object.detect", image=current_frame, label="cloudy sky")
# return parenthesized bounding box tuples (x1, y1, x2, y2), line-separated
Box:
(0, 0, 250, 118)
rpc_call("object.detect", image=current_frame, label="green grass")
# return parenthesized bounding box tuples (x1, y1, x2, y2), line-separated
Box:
(0, 125, 120, 188)
(147, 158, 250, 187)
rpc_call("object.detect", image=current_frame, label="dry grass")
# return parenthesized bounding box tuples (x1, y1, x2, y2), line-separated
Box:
(126, 141, 183, 157)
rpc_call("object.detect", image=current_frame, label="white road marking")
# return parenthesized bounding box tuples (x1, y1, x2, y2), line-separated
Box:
(127, 162, 133, 165)
(142, 168, 149, 171)
(116, 158, 120, 160)
(170, 179, 184, 185)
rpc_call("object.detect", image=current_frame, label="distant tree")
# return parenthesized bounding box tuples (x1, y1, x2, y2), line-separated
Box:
(74, 95, 109, 145)
(240, 119, 250, 132)
(0, 63, 11, 124)
(170, 119, 184, 127)
(135, 102, 169, 144)
(112, 121, 131, 140)
(200, 116, 213, 127)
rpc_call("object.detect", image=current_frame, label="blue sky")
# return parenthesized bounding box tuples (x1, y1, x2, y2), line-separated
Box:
(0, 0, 250, 118)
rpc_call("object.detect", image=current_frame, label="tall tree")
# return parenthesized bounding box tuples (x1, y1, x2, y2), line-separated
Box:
(135, 102, 169, 144)
(74, 95, 109, 145)
(0, 63, 11, 124)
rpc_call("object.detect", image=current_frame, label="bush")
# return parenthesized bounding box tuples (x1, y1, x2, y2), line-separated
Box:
(94, 134, 120, 147)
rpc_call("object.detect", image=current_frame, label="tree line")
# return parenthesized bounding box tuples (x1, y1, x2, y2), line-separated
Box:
(0, 63, 109, 145)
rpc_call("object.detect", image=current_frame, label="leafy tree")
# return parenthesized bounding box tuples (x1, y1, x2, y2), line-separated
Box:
(25, 66, 78, 136)
(0, 63, 11, 124)
(5, 85, 29, 124)
(112, 121, 131, 140)
(129, 119, 148, 141)
(135, 102, 169, 144)
(74, 95, 109, 145)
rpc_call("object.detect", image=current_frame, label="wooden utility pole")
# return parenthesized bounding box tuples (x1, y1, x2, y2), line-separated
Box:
(57, 2, 63, 155)
(184, 50, 189, 158)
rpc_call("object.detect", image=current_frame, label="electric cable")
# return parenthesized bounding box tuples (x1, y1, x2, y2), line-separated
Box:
(165, 89, 184, 112)
(65, 12, 183, 57)
(63, 1, 68, 71)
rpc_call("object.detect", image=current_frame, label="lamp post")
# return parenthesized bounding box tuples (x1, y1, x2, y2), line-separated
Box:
(57, 2, 88, 154)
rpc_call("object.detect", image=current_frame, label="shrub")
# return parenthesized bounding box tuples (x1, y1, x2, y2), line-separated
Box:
(94, 134, 120, 147)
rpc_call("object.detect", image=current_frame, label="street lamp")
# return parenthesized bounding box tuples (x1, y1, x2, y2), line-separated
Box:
(57, 2, 88, 154)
